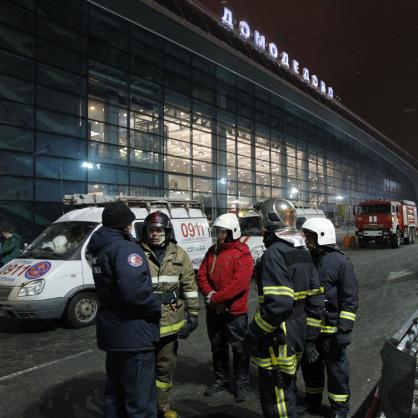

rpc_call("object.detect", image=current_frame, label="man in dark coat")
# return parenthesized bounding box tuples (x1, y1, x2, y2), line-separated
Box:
(88, 201, 161, 418)
(301, 218, 358, 418)
(243, 199, 324, 418)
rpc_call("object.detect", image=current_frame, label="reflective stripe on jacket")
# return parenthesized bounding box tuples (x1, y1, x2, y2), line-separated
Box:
(253, 239, 325, 341)
(314, 248, 358, 334)
(249, 238, 325, 375)
(142, 241, 199, 337)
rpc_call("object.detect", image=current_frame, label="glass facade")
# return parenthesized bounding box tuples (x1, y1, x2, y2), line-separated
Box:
(0, 0, 413, 236)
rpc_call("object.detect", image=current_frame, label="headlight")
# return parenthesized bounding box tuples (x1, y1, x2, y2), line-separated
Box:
(18, 279, 45, 297)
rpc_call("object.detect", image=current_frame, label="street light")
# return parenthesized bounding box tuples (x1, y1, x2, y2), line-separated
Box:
(81, 161, 94, 169)
(289, 187, 299, 199)
(336, 195, 344, 201)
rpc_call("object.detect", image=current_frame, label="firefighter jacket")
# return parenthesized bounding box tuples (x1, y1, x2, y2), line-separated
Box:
(197, 240, 254, 315)
(249, 238, 325, 375)
(313, 248, 358, 334)
(87, 227, 161, 352)
(141, 241, 199, 337)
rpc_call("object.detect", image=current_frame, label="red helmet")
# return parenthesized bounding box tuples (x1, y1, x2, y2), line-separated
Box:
(142, 211, 175, 245)
(143, 211, 172, 230)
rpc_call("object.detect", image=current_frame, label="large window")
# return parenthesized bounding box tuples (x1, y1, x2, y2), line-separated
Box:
(0, 1, 412, 235)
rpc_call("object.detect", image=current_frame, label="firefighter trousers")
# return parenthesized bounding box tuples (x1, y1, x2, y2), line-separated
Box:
(301, 336, 350, 414)
(104, 350, 157, 418)
(155, 334, 178, 413)
(258, 368, 297, 418)
(252, 316, 307, 418)
(206, 309, 250, 388)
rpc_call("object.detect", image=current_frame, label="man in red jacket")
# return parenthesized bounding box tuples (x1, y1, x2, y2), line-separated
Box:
(197, 213, 254, 403)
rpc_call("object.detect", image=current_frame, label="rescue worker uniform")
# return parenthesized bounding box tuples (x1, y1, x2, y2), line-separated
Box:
(141, 239, 199, 417)
(301, 246, 358, 416)
(244, 198, 324, 418)
(197, 220, 254, 402)
(88, 202, 161, 418)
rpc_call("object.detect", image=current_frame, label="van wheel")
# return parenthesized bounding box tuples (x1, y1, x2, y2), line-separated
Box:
(65, 292, 98, 328)
(391, 229, 401, 248)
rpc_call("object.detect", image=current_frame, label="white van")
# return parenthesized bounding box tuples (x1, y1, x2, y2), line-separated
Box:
(0, 194, 212, 327)
(239, 206, 327, 262)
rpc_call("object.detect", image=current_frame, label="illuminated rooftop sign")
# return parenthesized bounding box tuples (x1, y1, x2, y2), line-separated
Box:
(221, 7, 334, 99)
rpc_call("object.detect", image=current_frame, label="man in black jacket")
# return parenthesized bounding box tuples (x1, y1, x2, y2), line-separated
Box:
(301, 218, 358, 418)
(244, 199, 324, 418)
(88, 201, 161, 418)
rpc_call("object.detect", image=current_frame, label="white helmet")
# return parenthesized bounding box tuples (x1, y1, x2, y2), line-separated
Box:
(212, 213, 241, 240)
(301, 218, 336, 246)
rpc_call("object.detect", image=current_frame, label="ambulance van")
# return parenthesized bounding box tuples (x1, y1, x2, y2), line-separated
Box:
(0, 194, 212, 327)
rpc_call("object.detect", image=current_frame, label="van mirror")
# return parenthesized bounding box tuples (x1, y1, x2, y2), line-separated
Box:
(352, 206, 358, 216)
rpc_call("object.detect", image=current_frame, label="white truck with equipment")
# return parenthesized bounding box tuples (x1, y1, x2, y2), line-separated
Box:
(239, 204, 327, 262)
(0, 194, 212, 327)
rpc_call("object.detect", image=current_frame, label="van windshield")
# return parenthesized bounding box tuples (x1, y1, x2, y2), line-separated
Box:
(19, 222, 97, 260)
(239, 216, 262, 236)
(359, 205, 391, 215)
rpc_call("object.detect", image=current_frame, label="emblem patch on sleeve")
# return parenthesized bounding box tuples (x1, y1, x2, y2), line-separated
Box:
(128, 253, 143, 267)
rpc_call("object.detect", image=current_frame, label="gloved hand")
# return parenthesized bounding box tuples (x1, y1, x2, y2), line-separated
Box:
(178, 315, 198, 339)
(270, 365, 284, 388)
(304, 341, 320, 363)
(334, 331, 351, 348)
(161, 290, 178, 305)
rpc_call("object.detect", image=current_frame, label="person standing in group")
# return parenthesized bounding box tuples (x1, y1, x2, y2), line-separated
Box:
(243, 198, 325, 418)
(197, 213, 254, 403)
(0, 224, 21, 267)
(87, 202, 161, 418)
(140, 211, 199, 418)
(301, 218, 358, 418)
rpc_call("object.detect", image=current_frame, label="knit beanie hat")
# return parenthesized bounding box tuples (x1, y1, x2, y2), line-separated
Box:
(102, 202, 136, 230)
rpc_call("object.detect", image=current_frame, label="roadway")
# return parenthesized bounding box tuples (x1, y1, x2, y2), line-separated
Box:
(0, 242, 418, 417)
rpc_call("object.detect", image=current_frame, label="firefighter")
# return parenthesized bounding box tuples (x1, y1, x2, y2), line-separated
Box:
(243, 198, 324, 418)
(140, 211, 199, 418)
(197, 213, 254, 402)
(88, 202, 161, 418)
(301, 218, 358, 418)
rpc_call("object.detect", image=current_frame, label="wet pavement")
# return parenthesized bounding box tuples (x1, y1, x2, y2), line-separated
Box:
(1, 242, 418, 417)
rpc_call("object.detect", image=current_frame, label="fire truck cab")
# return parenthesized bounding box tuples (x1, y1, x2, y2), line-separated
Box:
(355, 199, 417, 248)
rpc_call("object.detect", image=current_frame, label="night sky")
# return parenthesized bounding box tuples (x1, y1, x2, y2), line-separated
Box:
(203, 0, 418, 166)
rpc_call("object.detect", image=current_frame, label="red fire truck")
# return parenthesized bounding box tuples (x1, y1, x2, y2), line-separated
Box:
(355, 200, 417, 248)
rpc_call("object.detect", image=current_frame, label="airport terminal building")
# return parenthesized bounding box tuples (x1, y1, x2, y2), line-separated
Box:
(0, 0, 417, 234)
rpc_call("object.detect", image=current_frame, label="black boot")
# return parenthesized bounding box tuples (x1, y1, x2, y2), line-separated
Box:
(205, 350, 229, 396)
(234, 386, 248, 402)
(204, 381, 228, 396)
(232, 349, 250, 402)
(305, 394, 322, 414)
(328, 413, 347, 418)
